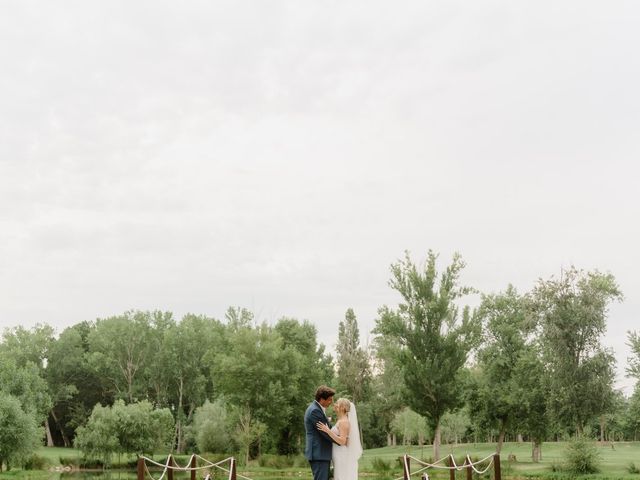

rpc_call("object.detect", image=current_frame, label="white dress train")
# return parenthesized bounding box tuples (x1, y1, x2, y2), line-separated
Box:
(331, 402, 362, 480)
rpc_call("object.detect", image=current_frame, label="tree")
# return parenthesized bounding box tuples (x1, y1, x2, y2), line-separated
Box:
(390, 408, 429, 446)
(87, 311, 172, 403)
(0, 324, 55, 445)
(0, 392, 41, 471)
(440, 409, 470, 445)
(532, 267, 622, 434)
(45, 327, 84, 446)
(273, 318, 333, 454)
(627, 331, 640, 382)
(148, 314, 224, 452)
(47, 322, 108, 447)
(210, 322, 286, 456)
(369, 333, 408, 447)
(74, 403, 118, 465)
(469, 286, 530, 453)
(374, 251, 479, 460)
(75, 400, 174, 463)
(192, 399, 234, 453)
(335, 309, 371, 403)
(510, 347, 549, 461)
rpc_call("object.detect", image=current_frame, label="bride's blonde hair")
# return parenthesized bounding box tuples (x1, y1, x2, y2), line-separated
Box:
(334, 398, 351, 413)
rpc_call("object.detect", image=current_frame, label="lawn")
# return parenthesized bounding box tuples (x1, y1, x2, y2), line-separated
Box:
(361, 441, 640, 478)
(2, 442, 639, 480)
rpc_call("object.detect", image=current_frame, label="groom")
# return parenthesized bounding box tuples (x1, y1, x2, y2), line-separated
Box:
(304, 385, 336, 480)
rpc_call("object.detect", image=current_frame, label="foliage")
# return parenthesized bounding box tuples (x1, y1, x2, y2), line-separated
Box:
(440, 409, 471, 444)
(0, 392, 42, 471)
(74, 400, 174, 463)
(564, 436, 601, 474)
(532, 267, 622, 434)
(370, 456, 393, 473)
(390, 408, 430, 445)
(257, 454, 296, 468)
(87, 311, 173, 403)
(469, 286, 530, 453)
(335, 308, 371, 403)
(22, 454, 51, 470)
(374, 250, 479, 459)
(193, 399, 234, 454)
(628, 331, 640, 382)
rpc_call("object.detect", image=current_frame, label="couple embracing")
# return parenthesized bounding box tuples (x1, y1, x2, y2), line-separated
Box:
(304, 386, 362, 480)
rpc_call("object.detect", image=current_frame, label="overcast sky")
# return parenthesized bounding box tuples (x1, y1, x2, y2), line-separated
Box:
(1, 1, 638, 394)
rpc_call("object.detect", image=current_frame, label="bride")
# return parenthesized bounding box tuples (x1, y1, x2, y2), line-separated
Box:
(316, 398, 362, 480)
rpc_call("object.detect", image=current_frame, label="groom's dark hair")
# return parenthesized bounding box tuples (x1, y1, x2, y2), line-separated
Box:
(315, 385, 336, 401)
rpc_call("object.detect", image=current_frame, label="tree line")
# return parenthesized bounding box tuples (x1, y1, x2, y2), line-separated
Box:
(0, 250, 639, 470)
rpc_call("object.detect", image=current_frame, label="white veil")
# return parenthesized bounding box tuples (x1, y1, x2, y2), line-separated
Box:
(348, 401, 363, 459)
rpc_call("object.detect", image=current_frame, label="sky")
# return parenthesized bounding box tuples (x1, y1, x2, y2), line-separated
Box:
(1, 1, 639, 394)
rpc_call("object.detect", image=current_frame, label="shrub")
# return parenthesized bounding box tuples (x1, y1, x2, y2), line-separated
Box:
(292, 454, 309, 468)
(257, 454, 294, 468)
(23, 454, 51, 470)
(59, 456, 80, 467)
(628, 462, 640, 474)
(371, 457, 393, 473)
(564, 436, 600, 474)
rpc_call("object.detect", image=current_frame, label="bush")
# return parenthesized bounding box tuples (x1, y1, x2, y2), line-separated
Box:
(59, 456, 80, 467)
(257, 454, 294, 468)
(564, 436, 600, 474)
(23, 454, 51, 470)
(628, 462, 640, 474)
(371, 457, 393, 473)
(292, 454, 309, 468)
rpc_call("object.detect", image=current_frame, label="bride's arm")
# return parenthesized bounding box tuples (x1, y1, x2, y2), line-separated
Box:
(316, 420, 350, 446)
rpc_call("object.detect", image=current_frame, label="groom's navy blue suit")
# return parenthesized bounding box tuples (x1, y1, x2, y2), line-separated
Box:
(304, 400, 334, 480)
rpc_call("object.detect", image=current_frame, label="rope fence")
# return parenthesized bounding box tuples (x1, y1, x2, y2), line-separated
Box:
(138, 454, 253, 480)
(397, 453, 501, 480)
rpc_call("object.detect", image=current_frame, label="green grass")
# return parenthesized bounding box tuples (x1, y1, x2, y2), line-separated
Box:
(2, 442, 640, 479)
(361, 441, 640, 478)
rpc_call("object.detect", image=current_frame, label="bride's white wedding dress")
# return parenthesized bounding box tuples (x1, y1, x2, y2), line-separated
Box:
(331, 402, 362, 480)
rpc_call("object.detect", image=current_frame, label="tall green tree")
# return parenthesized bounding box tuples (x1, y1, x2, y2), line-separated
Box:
(627, 330, 640, 382)
(0, 392, 41, 471)
(210, 322, 285, 456)
(0, 324, 55, 444)
(370, 333, 407, 447)
(273, 318, 333, 454)
(87, 311, 172, 403)
(49, 322, 107, 446)
(374, 251, 479, 460)
(469, 286, 529, 453)
(510, 346, 549, 461)
(336, 309, 371, 403)
(156, 314, 225, 452)
(192, 399, 234, 454)
(532, 267, 622, 434)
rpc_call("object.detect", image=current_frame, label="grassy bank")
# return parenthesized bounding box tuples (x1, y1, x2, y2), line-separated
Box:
(1, 442, 639, 480)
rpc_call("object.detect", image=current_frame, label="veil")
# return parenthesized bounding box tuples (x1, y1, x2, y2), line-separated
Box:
(347, 401, 363, 459)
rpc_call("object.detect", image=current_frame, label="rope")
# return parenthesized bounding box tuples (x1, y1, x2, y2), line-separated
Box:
(465, 454, 494, 475)
(395, 453, 498, 479)
(139, 455, 253, 480)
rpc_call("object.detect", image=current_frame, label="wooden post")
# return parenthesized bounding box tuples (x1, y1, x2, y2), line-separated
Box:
(465, 456, 472, 480)
(229, 457, 237, 480)
(167, 455, 174, 480)
(402, 455, 411, 480)
(137, 457, 145, 480)
(449, 455, 455, 480)
(493, 454, 501, 480)
(190, 455, 196, 480)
